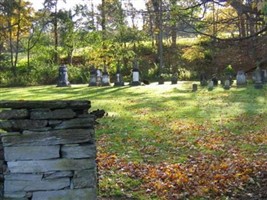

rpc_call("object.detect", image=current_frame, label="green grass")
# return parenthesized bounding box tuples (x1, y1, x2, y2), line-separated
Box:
(0, 82, 267, 199)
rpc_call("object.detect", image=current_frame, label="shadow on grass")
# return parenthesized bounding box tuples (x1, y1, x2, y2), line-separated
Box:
(227, 84, 267, 115)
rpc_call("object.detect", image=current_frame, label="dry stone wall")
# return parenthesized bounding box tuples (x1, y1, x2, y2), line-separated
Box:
(0, 100, 97, 200)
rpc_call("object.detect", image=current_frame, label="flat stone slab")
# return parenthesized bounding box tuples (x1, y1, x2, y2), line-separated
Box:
(0, 120, 48, 131)
(5, 178, 70, 192)
(2, 129, 94, 147)
(32, 188, 97, 200)
(61, 144, 96, 159)
(4, 146, 60, 161)
(0, 109, 29, 119)
(30, 109, 76, 120)
(54, 117, 95, 129)
(72, 169, 96, 189)
(7, 159, 95, 173)
(0, 100, 90, 110)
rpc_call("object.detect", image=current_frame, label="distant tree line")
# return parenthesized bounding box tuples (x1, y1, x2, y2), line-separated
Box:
(0, 0, 266, 85)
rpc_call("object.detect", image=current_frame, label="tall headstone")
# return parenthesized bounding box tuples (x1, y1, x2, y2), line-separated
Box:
(200, 73, 208, 86)
(158, 75, 164, 85)
(236, 70, 247, 87)
(131, 59, 141, 86)
(96, 69, 102, 86)
(254, 67, 263, 89)
(208, 80, 214, 91)
(114, 68, 124, 86)
(171, 73, 178, 84)
(57, 65, 70, 87)
(88, 66, 97, 87)
(224, 79, 230, 90)
(101, 69, 110, 86)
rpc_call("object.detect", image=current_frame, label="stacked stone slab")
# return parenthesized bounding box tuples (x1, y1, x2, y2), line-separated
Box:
(0, 100, 97, 200)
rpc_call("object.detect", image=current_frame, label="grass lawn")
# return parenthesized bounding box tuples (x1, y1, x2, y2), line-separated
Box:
(0, 82, 267, 199)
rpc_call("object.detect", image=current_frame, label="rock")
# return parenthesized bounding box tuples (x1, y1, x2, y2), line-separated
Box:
(30, 109, 76, 120)
(54, 117, 95, 129)
(0, 100, 90, 110)
(32, 188, 97, 200)
(4, 146, 60, 161)
(72, 170, 97, 189)
(0, 109, 29, 120)
(61, 144, 96, 159)
(7, 159, 96, 173)
(3, 129, 94, 147)
(0, 120, 48, 131)
(5, 178, 70, 192)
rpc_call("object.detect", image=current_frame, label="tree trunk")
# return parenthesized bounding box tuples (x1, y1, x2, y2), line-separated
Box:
(170, 0, 177, 48)
(54, 0, 59, 64)
(239, 14, 246, 38)
(101, 0, 107, 65)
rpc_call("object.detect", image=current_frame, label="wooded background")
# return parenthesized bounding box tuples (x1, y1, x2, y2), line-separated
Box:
(0, 0, 266, 86)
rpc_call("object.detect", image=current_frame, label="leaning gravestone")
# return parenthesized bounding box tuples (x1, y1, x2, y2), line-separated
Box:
(236, 70, 246, 87)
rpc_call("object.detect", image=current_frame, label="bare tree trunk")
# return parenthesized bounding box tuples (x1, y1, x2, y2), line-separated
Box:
(152, 0, 163, 71)
(239, 14, 246, 38)
(14, 0, 22, 70)
(146, 3, 155, 47)
(170, 0, 177, 48)
(53, 0, 59, 64)
(101, 0, 107, 70)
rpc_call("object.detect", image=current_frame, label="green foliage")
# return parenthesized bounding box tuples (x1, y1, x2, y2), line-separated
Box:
(224, 64, 235, 75)
(182, 45, 205, 62)
(67, 65, 90, 84)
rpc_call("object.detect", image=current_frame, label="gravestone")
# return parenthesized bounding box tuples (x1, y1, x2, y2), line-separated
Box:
(261, 69, 267, 83)
(192, 83, 198, 92)
(57, 65, 70, 87)
(224, 79, 230, 90)
(171, 73, 178, 84)
(211, 74, 218, 86)
(200, 73, 207, 86)
(158, 76, 164, 85)
(114, 68, 124, 86)
(96, 69, 102, 86)
(236, 70, 246, 87)
(208, 80, 214, 91)
(88, 67, 97, 86)
(101, 70, 110, 86)
(254, 67, 263, 89)
(131, 59, 141, 86)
